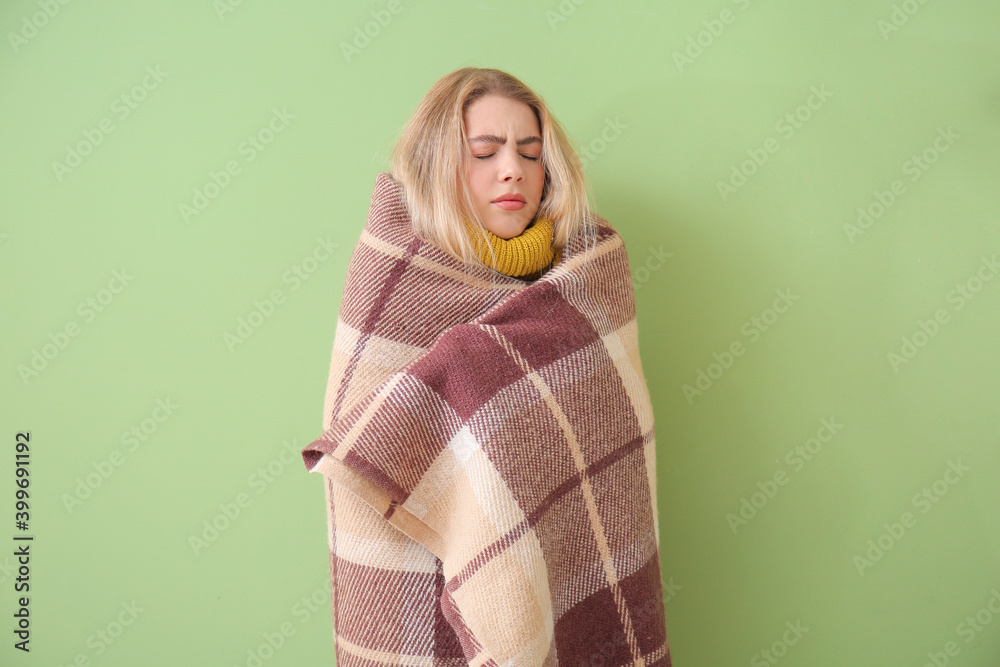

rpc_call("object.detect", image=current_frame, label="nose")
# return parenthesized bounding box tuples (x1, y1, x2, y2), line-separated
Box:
(498, 149, 523, 182)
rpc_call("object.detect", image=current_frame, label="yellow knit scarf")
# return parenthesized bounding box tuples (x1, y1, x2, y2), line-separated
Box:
(463, 217, 561, 278)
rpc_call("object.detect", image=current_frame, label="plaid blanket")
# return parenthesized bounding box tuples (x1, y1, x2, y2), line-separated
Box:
(302, 172, 672, 666)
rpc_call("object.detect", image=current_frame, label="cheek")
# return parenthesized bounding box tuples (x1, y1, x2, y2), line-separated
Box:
(466, 168, 485, 201)
(472, 173, 489, 205)
(531, 166, 545, 195)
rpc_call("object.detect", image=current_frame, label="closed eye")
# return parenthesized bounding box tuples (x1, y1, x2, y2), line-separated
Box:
(475, 154, 539, 162)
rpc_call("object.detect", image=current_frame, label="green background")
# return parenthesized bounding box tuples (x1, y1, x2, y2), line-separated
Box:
(2, 0, 999, 665)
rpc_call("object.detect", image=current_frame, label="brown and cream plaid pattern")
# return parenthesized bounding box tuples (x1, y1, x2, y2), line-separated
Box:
(302, 172, 672, 666)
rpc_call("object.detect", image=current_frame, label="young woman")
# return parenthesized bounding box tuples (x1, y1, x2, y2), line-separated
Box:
(302, 67, 671, 666)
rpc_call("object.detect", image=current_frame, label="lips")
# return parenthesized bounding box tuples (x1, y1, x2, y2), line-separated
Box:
(492, 193, 526, 203)
(492, 193, 526, 210)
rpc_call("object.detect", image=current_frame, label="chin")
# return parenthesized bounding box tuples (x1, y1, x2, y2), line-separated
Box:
(508, 225, 532, 239)
(486, 220, 526, 240)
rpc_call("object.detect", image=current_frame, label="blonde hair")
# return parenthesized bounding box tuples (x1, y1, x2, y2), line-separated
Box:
(389, 67, 598, 273)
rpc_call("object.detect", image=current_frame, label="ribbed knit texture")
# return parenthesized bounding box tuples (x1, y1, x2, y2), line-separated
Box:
(463, 216, 561, 278)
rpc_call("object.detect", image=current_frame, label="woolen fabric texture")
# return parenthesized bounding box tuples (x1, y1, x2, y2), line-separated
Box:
(302, 172, 672, 666)
(463, 215, 561, 278)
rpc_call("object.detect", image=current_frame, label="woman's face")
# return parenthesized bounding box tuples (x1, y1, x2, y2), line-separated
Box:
(463, 94, 545, 240)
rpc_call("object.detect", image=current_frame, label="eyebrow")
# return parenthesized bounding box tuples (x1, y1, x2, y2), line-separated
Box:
(468, 134, 542, 147)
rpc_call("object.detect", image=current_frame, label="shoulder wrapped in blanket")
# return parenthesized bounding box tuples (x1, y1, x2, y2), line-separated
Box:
(302, 172, 672, 666)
